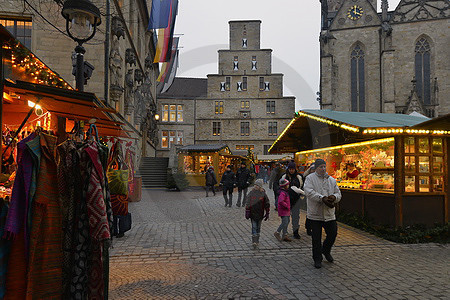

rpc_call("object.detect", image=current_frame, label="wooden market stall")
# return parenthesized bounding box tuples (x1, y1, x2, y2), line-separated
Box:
(178, 144, 245, 187)
(269, 109, 449, 227)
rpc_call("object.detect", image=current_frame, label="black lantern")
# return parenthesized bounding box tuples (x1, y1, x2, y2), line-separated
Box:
(62, 0, 101, 91)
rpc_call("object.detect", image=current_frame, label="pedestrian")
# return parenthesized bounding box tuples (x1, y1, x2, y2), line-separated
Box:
(303, 163, 316, 236)
(235, 161, 251, 207)
(219, 165, 236, 207)
(269, 162, 284, 211)
(274, 178, 292, 242)
(205, 166, 217, 197)
(264, 165, 270, 184)
(304, 158, 341, 269)
(281, 161, 305, 239)
(245, 179, 270, 249)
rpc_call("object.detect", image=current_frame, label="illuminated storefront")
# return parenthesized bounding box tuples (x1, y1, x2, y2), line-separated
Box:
(269, 110, 449, 227)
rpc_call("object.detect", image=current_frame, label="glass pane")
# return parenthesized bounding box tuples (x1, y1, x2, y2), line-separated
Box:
(418, 156, 429, 173)
(169, 131, 176, 137)
(405, 156, 415, 173)
(170, 105, 176, 111)
(418, 138, 429, 153)
(170, 111, 176, 122)
(163, 111, 168, 122)
(164, 105, 169, 110)
(177, 105, 182, 111)
(241, 101, 245, 109)
(162, 131, 168, 137)
(405, 176, 415, 193)
(419, 176, 430, 192)
(432, 176, 443, 192)
(177, 112, 183, 122)
(432, 138, 443, 154)
(432, 156, 443, 173)
(162, 137, 168, 148)
(405, 137, 415, 153)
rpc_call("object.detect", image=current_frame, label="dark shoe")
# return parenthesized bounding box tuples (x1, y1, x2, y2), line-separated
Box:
(116, 233, 125, 238)
(293, 230, 301, 239)
(213, 192, 216, 196)
(314, 261, 322, 269)
(236, 202, 241, 207)
(282, 235, 292, 242)
(306, 228, 312, 236)
(206, 194, 209, 197)
(323, 252, 334, 263)
(274, 231, 282, 241)
(228, 204, 232, 207)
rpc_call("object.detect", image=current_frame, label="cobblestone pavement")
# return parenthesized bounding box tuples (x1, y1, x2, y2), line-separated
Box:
(109, 184, 449, 299)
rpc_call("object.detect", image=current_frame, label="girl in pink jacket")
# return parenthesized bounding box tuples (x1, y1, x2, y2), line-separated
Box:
(274, 178, 292, 242)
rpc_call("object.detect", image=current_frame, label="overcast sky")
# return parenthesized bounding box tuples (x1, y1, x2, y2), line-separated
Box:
(174, 0, 401, 110)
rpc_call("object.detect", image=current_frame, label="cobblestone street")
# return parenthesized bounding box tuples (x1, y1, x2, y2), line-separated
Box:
(109, 185, 449, 299)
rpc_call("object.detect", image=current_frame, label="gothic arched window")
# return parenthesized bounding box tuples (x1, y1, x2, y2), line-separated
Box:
(415, 37, 431, 105)
(350, 44, 365, 112)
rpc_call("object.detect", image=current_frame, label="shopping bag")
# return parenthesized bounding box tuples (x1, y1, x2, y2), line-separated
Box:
(107, 169, 129, 196)
(111, 194, 129, 216)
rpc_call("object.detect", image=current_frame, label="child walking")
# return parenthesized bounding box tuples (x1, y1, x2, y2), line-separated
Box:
(245, 179, 270, 249)
(274, 178, 292, 242)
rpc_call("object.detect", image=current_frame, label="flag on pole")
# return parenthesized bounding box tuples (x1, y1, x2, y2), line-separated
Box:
(153, 0, 178, 63)
(161, 50, 179, 93)
(148, 0, 172, 29)
(157, 37, 179, 83)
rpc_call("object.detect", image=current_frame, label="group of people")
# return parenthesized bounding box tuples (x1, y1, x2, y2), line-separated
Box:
(205, 159, 342, 269)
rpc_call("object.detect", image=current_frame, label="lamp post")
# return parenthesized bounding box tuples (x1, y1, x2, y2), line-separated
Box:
(62, 0, 101, 92)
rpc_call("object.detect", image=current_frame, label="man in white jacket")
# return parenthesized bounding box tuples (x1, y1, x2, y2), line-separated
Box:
(304, 158, 341, 269)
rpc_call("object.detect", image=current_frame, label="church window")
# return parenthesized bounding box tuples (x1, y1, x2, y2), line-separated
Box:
(350, 44, 365, 112)
(215, 101, 223, 114)
(213, 122, 221, 136)
(415, 38, 431, 105)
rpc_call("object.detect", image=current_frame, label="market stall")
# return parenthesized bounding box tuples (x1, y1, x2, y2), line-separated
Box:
(269, 109, 449, 227)
(178, 144, 245, 186)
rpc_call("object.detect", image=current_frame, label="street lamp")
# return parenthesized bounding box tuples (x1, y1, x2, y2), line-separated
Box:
(62, 0, 101, 91)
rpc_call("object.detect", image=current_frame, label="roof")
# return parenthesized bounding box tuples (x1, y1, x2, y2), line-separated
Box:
(157, 77, 207, 99)
(302, 109, 428, 128)
(412, 113, 450, 130)
(178, 144, 229, 152)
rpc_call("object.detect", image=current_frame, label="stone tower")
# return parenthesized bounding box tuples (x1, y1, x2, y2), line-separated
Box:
(195, 20, 295, 156)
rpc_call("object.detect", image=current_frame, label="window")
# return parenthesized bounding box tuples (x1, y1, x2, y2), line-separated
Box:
(225, 77, 230, 91)
(415, 37, 431, 106)
(259, 77, 265, 90)
(263, 145, 272, 155)
(268, 121, 278, 136)
(266, 101, 275, 114)
(0, 18, 32, 48)
(350, 44, 365, 112)
(252, 56, 257, 70)
(162, 104, 183, 122)
(242, 38, 248, 48)
(241, 101, 249, 109)
(213, 121, 221, 136)
(404, 137, 444, 193)
(242, 77, 247, 91)
(233, 56, 239, 71)
(161, 130, 183, 148)
(236, 145, 254, 150)
(241, 122, 250, 136)
(215, 101, 223, 114)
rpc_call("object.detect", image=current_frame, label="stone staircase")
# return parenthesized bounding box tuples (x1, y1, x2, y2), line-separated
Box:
(138, 157, 169, 188)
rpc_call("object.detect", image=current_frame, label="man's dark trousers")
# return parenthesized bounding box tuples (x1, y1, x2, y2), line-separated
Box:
(310, 219, 337, 262)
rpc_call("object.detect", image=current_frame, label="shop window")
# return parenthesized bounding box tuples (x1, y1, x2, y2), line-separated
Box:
(0, 18, 32, 49)
(350, 44, 365, 112)
(415, 37, 431, 105)
(242, 77, 247, 91)
(213, 121, 221, 136)
(268, 121, 277, 136)
(184, 155, 212, 174)
(252, 56, 257, 70)
(241, 101, 249, 109)
(266, 101, 275, 114)
(215, 101, 223, 114)
(404, 137, 444, 193)
(233, 56, 239, 71)
(240, 122, 250, 136)
(162, 104, 183, 122)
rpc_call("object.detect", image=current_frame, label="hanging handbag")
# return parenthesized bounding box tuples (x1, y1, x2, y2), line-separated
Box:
(107, 142, 129, 196)
(110, 194, 128, 216)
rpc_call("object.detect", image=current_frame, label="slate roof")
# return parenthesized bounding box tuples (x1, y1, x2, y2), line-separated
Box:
(302, 109, 428, 128)
(157, 77, 207, 99)
(178, 144, 229, 152)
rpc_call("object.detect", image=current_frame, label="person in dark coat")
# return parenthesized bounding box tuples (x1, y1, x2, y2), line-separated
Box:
(245, 179, 270, 249)
(280, 161, 305, 239)
(269, 163, 285, 210)
(205, 166, 217, 197)
(235, 162, 251, 207)
(220, 165, 236, 207)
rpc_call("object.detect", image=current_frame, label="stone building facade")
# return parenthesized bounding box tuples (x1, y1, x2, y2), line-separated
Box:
(195, 20, 295, 156)
(319, 0, 449, 117)
(0, 0, 158, 159)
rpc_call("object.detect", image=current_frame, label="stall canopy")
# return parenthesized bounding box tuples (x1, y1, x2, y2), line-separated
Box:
(178, 144, 230, 153)
(269, 110, 433, 154)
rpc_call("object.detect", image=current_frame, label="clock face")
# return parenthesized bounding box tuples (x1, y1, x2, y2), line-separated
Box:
(347, 5, 363, 20)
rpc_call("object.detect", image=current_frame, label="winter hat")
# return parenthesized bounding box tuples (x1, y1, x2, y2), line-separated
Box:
(254, 179, 264, 188)
(279, 178, 290, 187)
(287, 161, 296, 169)
(314, 159, 326, 168)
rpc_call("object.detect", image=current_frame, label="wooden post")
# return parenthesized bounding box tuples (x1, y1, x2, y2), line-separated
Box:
(394, 136, 404, 227)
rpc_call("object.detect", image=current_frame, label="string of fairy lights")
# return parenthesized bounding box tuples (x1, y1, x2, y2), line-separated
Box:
(7, 41, 73, 90)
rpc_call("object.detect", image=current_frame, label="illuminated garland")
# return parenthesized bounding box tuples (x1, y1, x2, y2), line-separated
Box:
(363, 128, 450, 135)
(8, 40, 72, 90)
